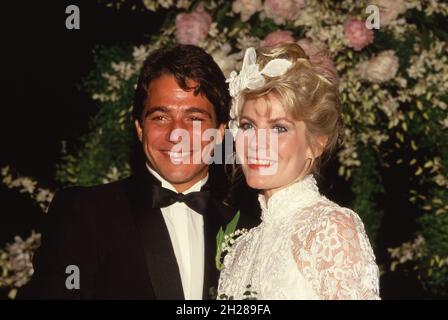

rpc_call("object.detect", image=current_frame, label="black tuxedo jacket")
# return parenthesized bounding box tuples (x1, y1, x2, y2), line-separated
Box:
(20, 168, 254, 299)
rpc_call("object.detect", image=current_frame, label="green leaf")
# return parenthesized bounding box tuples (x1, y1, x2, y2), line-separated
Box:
(224, 211, 240, 237)
(216, 227, 224, 253)
(215, 227, 224, 271)
(215, 211, 241, 271)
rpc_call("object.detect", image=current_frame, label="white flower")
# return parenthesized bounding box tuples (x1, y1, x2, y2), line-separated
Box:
(176, 0, 192, 9)
(226, 47, 292, 138)
(227, 47, 292, 98)
(210, 43, 239, 77)
(388, 235, 426, 271)
(111, 62, 135, 81)
(159, 0, 174, 9)
(356, 50, 400, 83)
(133, 45, 151, 64)
(102, 166, 121, 184)
(441, 117, 448, 129)
(235, 28, 260, 50)
(35, 188, 53, 204)
(142, 0, 158, 11)
(103, 73, 120, 91)
(1, 166, 10, 176)
(20, 178, 36, 194)
(380, 101, 397, 119)
(434, 174, 448, 187)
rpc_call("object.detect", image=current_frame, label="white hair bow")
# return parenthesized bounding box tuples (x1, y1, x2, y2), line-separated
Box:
(226, 47, 292, 137)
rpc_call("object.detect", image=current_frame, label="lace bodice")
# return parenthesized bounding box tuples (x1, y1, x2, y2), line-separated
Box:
(218, 175, 380, 300)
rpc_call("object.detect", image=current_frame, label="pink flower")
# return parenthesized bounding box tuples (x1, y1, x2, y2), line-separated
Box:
(297, 38, 339, 85)
(344, 18, 374, 51)
(261, 30, 295, 47)
(175, 6, 212, 45)
(264, 0, 305, 25)
(356, 50, 399, 83)
(372, 0, 406, 26)
(296, 38, 321, 57)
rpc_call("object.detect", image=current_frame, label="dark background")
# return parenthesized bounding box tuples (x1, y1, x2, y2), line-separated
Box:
(0, 1, 425, 299)
(0, 0, 165, 241)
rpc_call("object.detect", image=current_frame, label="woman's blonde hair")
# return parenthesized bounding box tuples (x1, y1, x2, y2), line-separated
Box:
(236, 43, 343, 175)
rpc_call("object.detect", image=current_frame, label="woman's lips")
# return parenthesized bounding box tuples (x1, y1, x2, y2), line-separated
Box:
(248, 163, 272, 169)
(247, 158, 275, 169)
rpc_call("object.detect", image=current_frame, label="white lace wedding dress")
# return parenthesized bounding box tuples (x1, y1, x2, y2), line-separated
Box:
(218, 175, 380, 300)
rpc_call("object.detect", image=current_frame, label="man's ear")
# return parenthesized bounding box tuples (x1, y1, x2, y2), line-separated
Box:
(134, 119, 143, 142)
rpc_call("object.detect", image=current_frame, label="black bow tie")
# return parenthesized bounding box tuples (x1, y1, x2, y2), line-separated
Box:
(151, 184, 211, 215)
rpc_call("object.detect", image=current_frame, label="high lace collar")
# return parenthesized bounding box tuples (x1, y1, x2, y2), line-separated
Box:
(258, 175, 320, 224)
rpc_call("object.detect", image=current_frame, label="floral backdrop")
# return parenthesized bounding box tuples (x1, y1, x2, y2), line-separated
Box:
(1, 0, 447, 299)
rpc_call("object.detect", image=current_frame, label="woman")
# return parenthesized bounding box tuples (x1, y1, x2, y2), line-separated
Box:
(218, 44, 380, 300)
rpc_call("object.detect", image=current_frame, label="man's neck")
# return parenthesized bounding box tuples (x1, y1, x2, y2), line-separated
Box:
(171, 179, 205, 193)
(145, 163, 208, 193)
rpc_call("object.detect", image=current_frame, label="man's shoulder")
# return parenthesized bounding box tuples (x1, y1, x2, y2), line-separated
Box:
(57, 177, 131, 199)
(48, 177, 133, 218)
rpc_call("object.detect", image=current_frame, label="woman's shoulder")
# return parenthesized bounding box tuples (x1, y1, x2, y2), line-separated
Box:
(290, 196, 378, 270)
(298, 195, 363, 225)
(290, 195, 369, 244)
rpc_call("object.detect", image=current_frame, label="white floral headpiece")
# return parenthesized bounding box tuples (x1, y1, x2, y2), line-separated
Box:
(226, 47, 292, 137)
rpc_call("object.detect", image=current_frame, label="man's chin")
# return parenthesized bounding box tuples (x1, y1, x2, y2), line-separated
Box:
(158, 165, 207, 185)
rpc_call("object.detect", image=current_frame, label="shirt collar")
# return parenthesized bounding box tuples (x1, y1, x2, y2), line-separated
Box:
(258, 174, 320, 224)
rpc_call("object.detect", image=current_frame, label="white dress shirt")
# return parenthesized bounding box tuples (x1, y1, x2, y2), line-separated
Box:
(146, 163, 207, 300)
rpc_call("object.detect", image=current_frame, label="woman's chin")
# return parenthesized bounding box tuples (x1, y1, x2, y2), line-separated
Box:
(245, 175, 276, 190)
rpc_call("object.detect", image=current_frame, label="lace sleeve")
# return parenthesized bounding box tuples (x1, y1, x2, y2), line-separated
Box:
(292, 208, 380, 300)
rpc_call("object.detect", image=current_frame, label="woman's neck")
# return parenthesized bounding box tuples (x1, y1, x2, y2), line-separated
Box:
(263, 173, 308, 202)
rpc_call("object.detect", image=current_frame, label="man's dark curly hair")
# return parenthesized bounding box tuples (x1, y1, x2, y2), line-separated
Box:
(133, 44, 230, 126)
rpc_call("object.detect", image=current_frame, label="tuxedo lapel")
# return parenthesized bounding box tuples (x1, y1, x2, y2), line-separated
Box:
(127, 165, 237, 300)
(128, 170, 184, 300)
(202, 202, 220, 300)
(201, 181, 236, 300)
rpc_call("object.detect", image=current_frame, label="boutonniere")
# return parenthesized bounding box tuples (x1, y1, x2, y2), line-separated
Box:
(210, 211, 257, 300)
(215, 211, 247, 271)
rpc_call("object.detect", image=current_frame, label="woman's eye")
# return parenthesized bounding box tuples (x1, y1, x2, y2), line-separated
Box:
(239, 122, 254, 131)
(272, 125, 288, 133)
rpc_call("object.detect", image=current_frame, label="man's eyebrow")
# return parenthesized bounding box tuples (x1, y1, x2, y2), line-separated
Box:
(144, 106, 169, 118)
(185, 107, 213, 120)
(144, 106, 213, 120)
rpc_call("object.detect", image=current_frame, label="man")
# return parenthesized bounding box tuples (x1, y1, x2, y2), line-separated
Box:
(21, 45, 255, 299)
